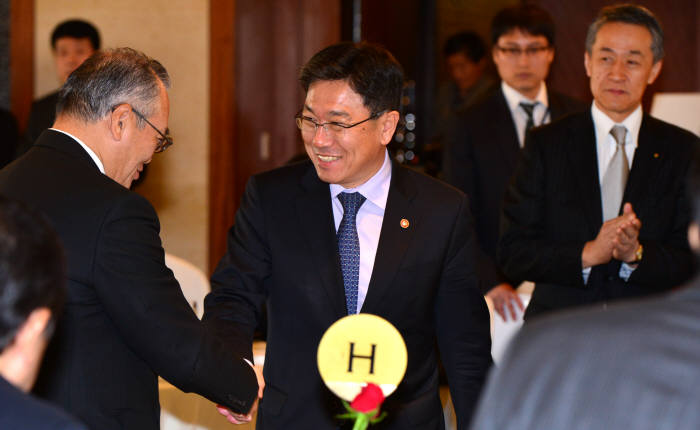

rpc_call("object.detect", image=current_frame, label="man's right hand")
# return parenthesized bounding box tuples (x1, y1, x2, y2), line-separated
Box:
(486, 283, 524, 321)
(582, 204, 641, 268)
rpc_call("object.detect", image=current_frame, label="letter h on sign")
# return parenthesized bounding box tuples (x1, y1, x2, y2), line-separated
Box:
(347, 342, 376, 374)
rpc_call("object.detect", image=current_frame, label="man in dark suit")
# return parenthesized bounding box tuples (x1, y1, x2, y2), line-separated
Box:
(204, 42, 492, 430)
(471, 142, 700, 430)
(0, 48, 259, 429)
(0, 197, 86, 430)
(0, 108, 19, 168)
(18, 19, 99, 157)
(498, 4, 698, 320)
(444, 4, 585, 320)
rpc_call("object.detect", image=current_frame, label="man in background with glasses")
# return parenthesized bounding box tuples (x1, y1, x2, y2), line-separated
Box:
(0, 48, 260, 429)
(443, 3, 584, 322)
(499, 5, 697, 321)
(205, 42, 491, 429)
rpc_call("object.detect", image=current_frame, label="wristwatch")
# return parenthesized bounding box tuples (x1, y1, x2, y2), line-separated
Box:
(629, 243, 643, 265)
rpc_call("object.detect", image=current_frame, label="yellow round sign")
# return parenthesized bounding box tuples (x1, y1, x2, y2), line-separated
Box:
(317, 314, 407, 402)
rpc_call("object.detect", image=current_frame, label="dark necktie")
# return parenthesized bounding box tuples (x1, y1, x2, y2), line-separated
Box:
(519, 101, 537, 132)
(601, 125, 629, 221)
(337, 192, 366, 315)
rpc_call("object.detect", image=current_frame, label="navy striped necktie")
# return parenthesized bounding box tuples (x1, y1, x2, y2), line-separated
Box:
(337, 192, 366, 315)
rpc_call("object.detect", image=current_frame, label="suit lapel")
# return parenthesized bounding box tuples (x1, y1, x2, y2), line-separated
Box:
(623, 115, 663, 207)
(295, 167, 346, 318)
(566, 113, 603, 234)
(492, 90, 521, 172)
(360, 164, 418, 314)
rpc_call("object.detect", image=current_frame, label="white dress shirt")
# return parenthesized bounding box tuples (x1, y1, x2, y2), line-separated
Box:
(582, 102, 643, 283)
(330, 150, 391, 313)
(501, 81, 550, 147)
(50, 128, 106, 174)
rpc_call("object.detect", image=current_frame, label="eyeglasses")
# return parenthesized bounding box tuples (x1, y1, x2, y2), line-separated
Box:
(496, 45, 551, 58)
(295, 111, 384, 137)
(131, 108, 173, 153)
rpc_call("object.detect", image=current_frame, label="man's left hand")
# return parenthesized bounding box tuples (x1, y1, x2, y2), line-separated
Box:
(612, 203, 642, 263)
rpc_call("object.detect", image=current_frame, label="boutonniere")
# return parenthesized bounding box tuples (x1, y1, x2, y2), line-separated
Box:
(337, 383, 387, 430)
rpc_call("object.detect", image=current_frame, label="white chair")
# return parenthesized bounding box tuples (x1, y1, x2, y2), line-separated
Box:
(164, 253, 210, 319)
(650, 92, 700, 137)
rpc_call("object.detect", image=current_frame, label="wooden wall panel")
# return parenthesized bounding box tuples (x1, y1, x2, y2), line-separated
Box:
(9, 0, 33, 130)
(208, 0, 340, 271)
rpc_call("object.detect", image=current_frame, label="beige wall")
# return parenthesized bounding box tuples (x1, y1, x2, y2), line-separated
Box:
(35, 0, 210, 272)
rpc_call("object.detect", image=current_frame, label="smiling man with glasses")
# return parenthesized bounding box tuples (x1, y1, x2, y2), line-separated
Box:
(443, 4, 584, 322)
(0, 48, 260, 429)
(206, 42, 492, 429)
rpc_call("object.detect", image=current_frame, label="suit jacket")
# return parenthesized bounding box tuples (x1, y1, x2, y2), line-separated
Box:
(0, 130, 257, 430)
(499, 111, 698, 319)
(444, 88, 585, 293)
(204, 159, 492, 430)
(0, 376, 87, 430)
(0, 108, 19, 168)
(20, 91, 60, 155)
(471, 277, 700, 430)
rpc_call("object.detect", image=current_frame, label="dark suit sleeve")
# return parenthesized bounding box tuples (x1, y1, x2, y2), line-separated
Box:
(435, 193, 493, 427)
(628, 135, 697, 288)
(204, 175, 269, 361)
(94, 193, 258, 413)
(498, 133, 587, 287)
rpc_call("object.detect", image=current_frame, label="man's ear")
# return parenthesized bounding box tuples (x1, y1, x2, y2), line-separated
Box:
(109, 104, 132, 141)
(379, 110, 400, 147)
(15, 308, 51, 347)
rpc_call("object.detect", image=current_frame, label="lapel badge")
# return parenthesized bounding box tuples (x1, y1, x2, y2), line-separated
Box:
(400, 218, 409, 229)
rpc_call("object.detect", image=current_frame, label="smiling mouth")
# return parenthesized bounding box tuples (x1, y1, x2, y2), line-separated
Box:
(317, 154, 341, 162)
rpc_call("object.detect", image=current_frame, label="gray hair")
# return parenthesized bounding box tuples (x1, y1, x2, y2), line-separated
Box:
(56, 47, 170, 127)
(585, 4, 664, 63)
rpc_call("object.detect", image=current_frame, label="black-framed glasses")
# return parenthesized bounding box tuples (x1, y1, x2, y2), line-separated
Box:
(131, 108, 173, 153)
(295, 111, 384, 137)
(496, 45, 551, 58)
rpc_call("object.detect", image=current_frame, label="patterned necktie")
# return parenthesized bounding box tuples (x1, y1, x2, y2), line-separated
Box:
(337, 192, 366, 315)
(601, 125, 629, 221)
(519, 101, 537, 132)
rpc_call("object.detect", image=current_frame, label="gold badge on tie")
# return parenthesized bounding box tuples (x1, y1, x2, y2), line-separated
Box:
(400, 219, 409, 229)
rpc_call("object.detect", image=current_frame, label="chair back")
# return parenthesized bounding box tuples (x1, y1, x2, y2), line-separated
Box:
(165, 253, 210, 319)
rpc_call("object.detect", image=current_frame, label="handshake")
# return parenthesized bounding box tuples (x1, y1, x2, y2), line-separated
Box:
(582, 202, 643, 268)
(217, 363, 265, 424)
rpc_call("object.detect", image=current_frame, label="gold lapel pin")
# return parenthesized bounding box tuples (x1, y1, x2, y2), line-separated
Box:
(400, 219, 409, 229)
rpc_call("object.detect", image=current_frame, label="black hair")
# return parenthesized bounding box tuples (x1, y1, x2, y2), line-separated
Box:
(491, 4, 555, 46)
(0, 197, 66, 352)
(51, 19, 101, 51)
(299, 42, 404, 115)
(585, 4, 664, 63)
(444, 31, 487, 63)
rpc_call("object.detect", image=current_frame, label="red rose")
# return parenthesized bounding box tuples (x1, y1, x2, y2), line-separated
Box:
(350, 383, 385, 415)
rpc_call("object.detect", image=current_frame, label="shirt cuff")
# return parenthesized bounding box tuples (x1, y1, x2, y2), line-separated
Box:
(582, 267, 591, 284)
(619, 262, 637, 281)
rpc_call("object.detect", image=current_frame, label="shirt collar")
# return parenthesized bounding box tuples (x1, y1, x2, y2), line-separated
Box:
(591, 102, 643, 147)
(501, 80, 548, 112)
(330, 150, 392, 211)
(49, 128, 106, 174)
